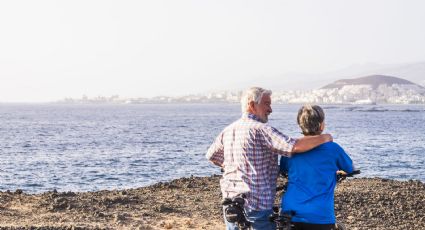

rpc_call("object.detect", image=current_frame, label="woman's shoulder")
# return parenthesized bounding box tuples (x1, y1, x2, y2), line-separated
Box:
(319, 141, 345, 152)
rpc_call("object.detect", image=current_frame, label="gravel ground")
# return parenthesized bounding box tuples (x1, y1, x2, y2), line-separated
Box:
(0, 175, 424, 229)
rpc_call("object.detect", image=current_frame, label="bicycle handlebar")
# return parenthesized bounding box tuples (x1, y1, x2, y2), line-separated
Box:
(340, 169, 361, 177)
(337, 169, 361, 182)
(277, 170, 361, 192)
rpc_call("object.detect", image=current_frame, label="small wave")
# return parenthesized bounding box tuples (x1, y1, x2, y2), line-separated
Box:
(401, 109, 423, 112)
(24, 183, 44, 188)
(104, 177, 119, 181)
(322, 106, 340, 110)
(142, 141, 163, 144)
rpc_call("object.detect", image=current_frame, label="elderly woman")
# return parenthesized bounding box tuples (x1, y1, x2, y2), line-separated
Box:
(280, 105, 354, 230)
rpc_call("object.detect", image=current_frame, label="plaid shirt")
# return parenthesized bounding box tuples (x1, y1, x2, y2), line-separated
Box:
(206, 113, 297, 210)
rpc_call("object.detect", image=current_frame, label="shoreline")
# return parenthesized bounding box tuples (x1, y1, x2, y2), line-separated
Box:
(0, 175, 424, 229)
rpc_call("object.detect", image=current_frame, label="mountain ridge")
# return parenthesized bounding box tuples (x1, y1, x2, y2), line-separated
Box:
(251, 62, 425, 91)
(321, 75, 423, 90)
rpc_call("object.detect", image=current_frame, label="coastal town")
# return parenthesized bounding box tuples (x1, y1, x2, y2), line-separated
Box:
(60, 76, 425, 105)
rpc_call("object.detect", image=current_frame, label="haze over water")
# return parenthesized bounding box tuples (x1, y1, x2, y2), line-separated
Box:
(0, 103, 424, 193)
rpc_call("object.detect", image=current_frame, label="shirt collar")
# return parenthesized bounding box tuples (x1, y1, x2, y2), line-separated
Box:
(242, 113, 264, 123)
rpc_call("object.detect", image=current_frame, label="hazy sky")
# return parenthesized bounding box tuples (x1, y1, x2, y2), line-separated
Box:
(1, 0, 425, 102)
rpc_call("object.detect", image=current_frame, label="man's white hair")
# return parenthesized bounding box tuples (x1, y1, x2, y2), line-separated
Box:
(240, 87, 272, 113)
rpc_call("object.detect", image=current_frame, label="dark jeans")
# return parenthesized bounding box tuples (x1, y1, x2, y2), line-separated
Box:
(293, 222, 336, 230)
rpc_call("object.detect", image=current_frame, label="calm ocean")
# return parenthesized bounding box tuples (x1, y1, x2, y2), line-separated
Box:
(0, 103, 424, 193)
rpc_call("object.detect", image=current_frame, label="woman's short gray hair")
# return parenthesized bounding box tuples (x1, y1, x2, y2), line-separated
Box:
(297, 104, 325, 136)
(240, 87, 272, 112)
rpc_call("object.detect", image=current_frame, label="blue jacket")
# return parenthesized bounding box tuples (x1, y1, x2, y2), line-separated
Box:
(280, 142, 353, 224)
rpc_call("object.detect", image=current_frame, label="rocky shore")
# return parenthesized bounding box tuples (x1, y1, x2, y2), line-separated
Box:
(0, 175, 424, 229)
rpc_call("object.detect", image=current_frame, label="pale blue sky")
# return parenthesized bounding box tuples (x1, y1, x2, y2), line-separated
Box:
(1, 0, 424, 102)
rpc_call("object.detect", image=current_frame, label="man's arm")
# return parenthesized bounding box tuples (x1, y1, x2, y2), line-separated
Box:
(291, 134, 333, 153)
(206, 133, 225, 167)
(263, 126, 297, 157)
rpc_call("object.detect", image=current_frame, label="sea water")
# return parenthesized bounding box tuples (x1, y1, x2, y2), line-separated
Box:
(0, 103, 424, 193)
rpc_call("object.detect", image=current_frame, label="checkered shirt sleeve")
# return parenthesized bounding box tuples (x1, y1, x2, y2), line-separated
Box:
(262, 126, 297, 156)
(206, 133, 224, 167)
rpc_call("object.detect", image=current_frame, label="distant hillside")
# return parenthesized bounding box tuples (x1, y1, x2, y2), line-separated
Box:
(321, 75, 422, 89)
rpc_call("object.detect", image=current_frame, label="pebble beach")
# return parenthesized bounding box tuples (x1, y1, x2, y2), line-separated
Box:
(0, 175, 424, 229)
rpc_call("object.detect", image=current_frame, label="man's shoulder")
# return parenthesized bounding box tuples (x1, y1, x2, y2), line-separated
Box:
(225, 118, 244, 128)
(220, 118, 243, 133)
(226, 117, 268, 129)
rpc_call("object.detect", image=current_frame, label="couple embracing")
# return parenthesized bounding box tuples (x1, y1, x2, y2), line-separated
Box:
(206, 87, 354, 230)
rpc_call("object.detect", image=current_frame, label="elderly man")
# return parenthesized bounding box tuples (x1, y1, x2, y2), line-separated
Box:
(206, 87, 333, 230)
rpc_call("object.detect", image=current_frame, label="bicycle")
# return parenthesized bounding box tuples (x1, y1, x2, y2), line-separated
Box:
(269, 170, 361, 230)
(222, 193, 252, 230)
(221, 170, 360, 230)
